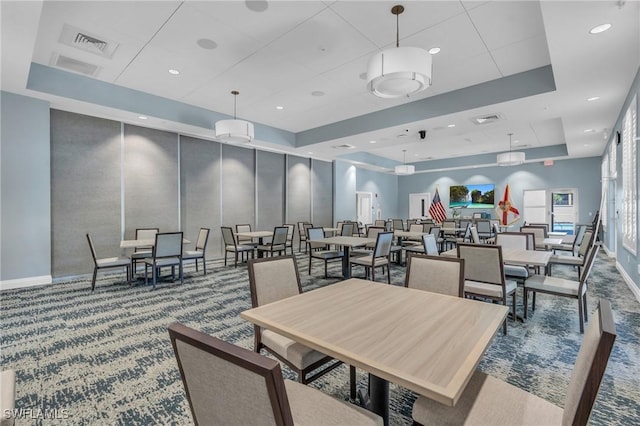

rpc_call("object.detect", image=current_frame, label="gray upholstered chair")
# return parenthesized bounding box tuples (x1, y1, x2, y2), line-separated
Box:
(548, 231, 594, 279)
(182, 228, 209, 275)
(283, 223, 295, 255)
(168, 323, 381, 426)
(221, 226, 254, 267)
(297, 222, 308, 252)
(412, 300, 616, 425)
(495, 232, 530, 284)
(131, 227, 159, 276)
(405, 233, 439, 256)
(524, 243, 600, 333)
(340, 222, 355, 236)
(401, 223, 425, 247)
(144, 232, 183, 289)
(247, 256, 357, 396)
(257, 226, 288, 257)
(475, 219, 493, 241)
(374, 219, 387, 228)
(350, 231, 393, 283)
(470, 226, 481, 243)
(552, 224, 586, 256)
(307, 227, 343, 278)
(0, 369, 15, 426)
(520, 225, 548, 250)
(391, 218, 404, 231)
(457, 243, 517, 334)
(405, 254, 464, 297)
(235, 223, 257, 262)
(86, 233, 130, 291)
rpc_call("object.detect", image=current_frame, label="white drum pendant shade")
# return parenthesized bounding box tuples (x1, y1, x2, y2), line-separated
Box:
(497, 151, 525, 166)
(215, 119, 254, 143)
(394, 164, 415, 175)
(367, 46, 432, 98)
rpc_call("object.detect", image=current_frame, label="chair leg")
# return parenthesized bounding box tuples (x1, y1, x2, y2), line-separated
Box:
(224, 251, 228, 266)
(234, 252, 238, 268)
(179, 261, 183, 284)
(152, 263, 157, 289)
(145, 263, 149, 285)
(583, 294, 588, 322)
(578, 296, 585, 333)
(350, 365, 357, 401)
(386, 265, 391, 284)
(324, 261, 328, 278)
(91, 267, 98, 291)
(203, 258, 206, 275)
(371, 266, 375, 282)
(524, 288, 529, 319)
(532, 292, 537, 312)
(308, 255, 312, 275)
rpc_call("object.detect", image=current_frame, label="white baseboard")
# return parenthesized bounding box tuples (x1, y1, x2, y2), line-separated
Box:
(616, 261, 640, 303)
(601, 244, 616, 258)
(0, 275, 52, 291)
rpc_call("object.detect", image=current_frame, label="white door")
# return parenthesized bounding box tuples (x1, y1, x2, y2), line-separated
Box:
(409, 192, 431, 219)
(356, 192, 373, 225)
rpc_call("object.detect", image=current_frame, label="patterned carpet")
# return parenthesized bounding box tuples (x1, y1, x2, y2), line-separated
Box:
(1, 249, 639, 425)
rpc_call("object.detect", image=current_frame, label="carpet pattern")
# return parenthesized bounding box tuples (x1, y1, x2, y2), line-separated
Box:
(1, 249, 639, 425)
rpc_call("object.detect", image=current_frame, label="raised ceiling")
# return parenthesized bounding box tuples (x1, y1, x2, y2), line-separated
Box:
(2, 1, 639, 172)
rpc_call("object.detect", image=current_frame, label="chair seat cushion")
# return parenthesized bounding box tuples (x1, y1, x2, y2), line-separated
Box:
(464, 279, 517, 298)
(227, 244, 253, 252)
(350, 255, 389, 267)
(524, 274, 582, 296)
(504, 264, 529, 279)
(404, 246, 425, 254)
(550, 254, 584, 265)
(183, 250, 203, 259)
(257, 244, 286, 251)
(412, 371, 563, 426)
(311, 250, 343, 260)
(285, 380, 382, 425)
(130, 251, 152, 259)
(261, 330, 327, 370)
(144, 257, 180, 267)
(97, 256, 130, 268)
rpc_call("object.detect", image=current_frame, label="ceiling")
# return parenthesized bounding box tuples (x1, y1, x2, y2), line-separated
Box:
(2, 0, 639, 172)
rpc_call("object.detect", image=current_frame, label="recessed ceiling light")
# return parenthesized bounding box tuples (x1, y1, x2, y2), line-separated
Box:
(513, 139, 519, 144)
(589, 23, 611, 34)
(245, 0, 268, 12)
(428, 47, 441, 55)
(369, 140, 377, 144)
(447, 124, 455, 128)
(138, 116, 148, 120)
(276, 106, 284, 110)
(584, 129, 595, 133)
(168, 69, 180, 75)
(307, 151, 313, 154)
(311, 91, 325, 97)
(587, 96, 601, 102)
(196, 38, 217, 50)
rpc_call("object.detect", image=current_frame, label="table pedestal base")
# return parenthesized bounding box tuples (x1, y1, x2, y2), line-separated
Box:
(358, 374, 389, 426)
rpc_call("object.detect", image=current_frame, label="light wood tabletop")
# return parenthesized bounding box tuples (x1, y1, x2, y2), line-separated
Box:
(308, 236, 375, 278)
(441, 247, 552, 266)
(120, 238, 190, 249)
(234, 230, 273, 240)
(241, 278, 507, 417)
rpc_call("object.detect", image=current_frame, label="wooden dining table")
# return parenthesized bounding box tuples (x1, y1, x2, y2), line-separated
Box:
(308, 236, 375, 278)
(241, 278, 508, 425)
(441, 246, 552, 268)
(120, 238, 190, 249)
(234, 230, 273, 258)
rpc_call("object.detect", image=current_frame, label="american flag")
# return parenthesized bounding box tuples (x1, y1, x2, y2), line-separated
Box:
(428, 188, 447, 224)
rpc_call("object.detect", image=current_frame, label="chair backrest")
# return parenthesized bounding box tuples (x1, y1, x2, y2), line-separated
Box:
(428, 226, 441, 237)
(422, 234, 439, 255)
(407, 219, 418, 228)
(248, 256, 302, 307)
(302, 223, 313, 238)
(442, 220, 455, 230)
(562, 300, 616, 425)
(154, 232, 183, 258)
(168, 323, 294, 426)
(283, 224, 295, 242)
(578, 243, 600, 286)
(297, 222, 307, 238)
(307, 227, 327, 249)
(573, 225, 587, 249)
(392, 219, 404, 231)
(236, 224, 252, 244)
(409, 224, 423, 233)
(374, 220, 386, 228)
(472, 212, 482, 219)
(341, 222, 354, 236)
(373, 232, 394, 257)
(476, 219, 492, 234)
(521, 226, 547, 246)
(578, 231, 594, 258)
(367, 226, 385, 239)
(272, 227, 289, 245)
(521, 231, 535, 251)
(195, 228, 210, 251)
(528, 223, 549, 233)
(135, 228, 159, 251)
(496, 232, 528, 250)
(86, 233, 98, 264)
(457, 243, 505, 285)
(460, 223, 471, 242)
(221, 227, 237, 247)
(459, 219, 472, 232)
(405, 254, 464, 297)
(470, 226, 481, 243)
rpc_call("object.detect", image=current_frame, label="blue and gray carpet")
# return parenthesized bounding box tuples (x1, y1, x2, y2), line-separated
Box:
(1, 250, 639, 425)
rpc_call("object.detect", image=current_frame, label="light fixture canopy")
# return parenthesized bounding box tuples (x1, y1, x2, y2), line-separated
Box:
(497, 133, 525, 166)
(395, 149, 415, 175)
(367, 5, 432, 99)
(215, 90, 254, 143)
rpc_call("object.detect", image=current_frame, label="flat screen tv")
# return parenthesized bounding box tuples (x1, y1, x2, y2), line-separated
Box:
(449, 184, 495, 209)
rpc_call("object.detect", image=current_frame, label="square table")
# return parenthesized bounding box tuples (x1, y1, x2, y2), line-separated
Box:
(241, 279, 508, 425)
(308, 236, 375, 278)
(120, 238, 190, 249)
(235, 230, 273, 258)
(441, 247, 552, 267)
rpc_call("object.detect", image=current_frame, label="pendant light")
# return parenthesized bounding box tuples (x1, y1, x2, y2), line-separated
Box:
(367, 5, 432, 99)
(497, 133, 525, 166)
(215, 90, 254, 143)
(395, 149, 415, 175)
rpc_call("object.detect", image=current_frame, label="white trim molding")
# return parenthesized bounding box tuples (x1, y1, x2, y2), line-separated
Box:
(616, 261, 640, 303)
(0, 275, 52, 291)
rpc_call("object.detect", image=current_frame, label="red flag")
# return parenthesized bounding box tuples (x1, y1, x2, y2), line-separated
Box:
(428, 188, 447, 224)
(495, 184, 520, 226)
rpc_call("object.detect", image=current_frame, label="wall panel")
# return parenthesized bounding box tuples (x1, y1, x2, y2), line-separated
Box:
(312, 159, 333, 227)
(180, 136, 221, 258)
(256, 150, 285, 231)
(51, 110, 121, 277)
(124, 125, 179, 237)
(287, 155, 311, 226)
(221, 145, 255, 228)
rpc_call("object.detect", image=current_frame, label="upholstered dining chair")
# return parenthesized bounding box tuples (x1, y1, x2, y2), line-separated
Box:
(168, 323, 381, 426)
(401, 223, 425, 247)
(520, 225, 548, 250)
(283, 223, 295, 255)
(475, 219, 493, 241)
(374, 219, 387, 228)
(235, 224, 256, 262)
(349, 231, 393, 283)
(404, 233, 439, 256)
(340, 222, 355, 236)
(548, 231, 594, 279)
(86, 233, 131, 291)
(553, 224, 586, 256)
(257, 226, 288, 257)
(457, 243, 517, 335)
(412, 300, 616, 426)
(221, 226, 254, 267)
(495, 232, 530, 284)
(297, 222, 308, 252)
(182, 228, 209, 275)
(247, 256, 358, 399)
(130, 227, 159, 276)
(524, 243, 600, 333)
(307, 227, 343, 278)
(470, 226, 481, 244)
(405, 254, 464, 297)
(144, 231, 183, 289)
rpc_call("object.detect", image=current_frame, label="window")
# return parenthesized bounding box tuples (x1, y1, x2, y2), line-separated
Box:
(621, 95, 637, 255)
(609, 137, 617, 178)
(601, 153, 608, 231)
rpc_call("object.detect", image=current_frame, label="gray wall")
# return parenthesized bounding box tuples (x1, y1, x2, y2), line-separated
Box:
(257, 150, 285, 231)
(221, 145, 255, 228)
(287, 155, 311, 224)
(311, 159, 334, 227)
(334, 160, 357, 221)
(357, 168, 399, 221)
(0, 92, 51, 284)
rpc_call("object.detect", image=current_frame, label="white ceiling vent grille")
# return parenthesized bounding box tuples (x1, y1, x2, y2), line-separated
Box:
(59, 24, 119, 58)
(471, 113, 504, 125)
(50, 53, 101, 76)
(332, 144, 355, 150)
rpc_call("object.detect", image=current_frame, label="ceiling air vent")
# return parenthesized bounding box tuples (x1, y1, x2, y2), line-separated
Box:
(59, 24, 119, 58)
(50, 53, 101, 76)
(332, 144, 355, 150)
(471, 113, 503, 125)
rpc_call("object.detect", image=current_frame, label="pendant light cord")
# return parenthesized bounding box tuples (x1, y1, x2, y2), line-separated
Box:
(396, 12, 400, 48)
